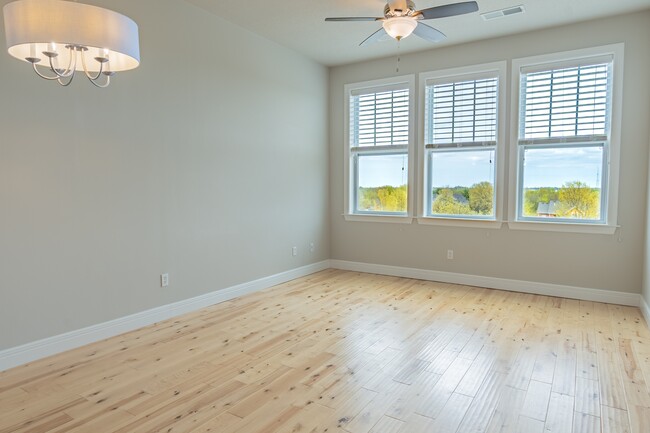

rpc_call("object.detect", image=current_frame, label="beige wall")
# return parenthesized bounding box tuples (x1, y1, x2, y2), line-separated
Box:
(329, 12, 650, 294)
(0, 0, 329, 349)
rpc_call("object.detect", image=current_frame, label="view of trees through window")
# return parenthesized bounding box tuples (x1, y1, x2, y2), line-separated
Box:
(523, 181, 601, 219)
(519, 146, 604, 221)
(356, 180, 600, 218)
(430, 182, 494, 216)
(358, 185, 407, 212)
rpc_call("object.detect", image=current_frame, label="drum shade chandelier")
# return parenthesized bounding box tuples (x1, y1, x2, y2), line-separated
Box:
(3, 0, 140, 87)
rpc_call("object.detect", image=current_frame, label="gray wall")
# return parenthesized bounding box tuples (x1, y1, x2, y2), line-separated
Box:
(641, 130, 650, 308)
(0, 0, 329, 349)
(329, 11, 650, 294)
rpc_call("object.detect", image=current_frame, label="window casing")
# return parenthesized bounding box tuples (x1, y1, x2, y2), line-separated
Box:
(344, 76, 415, 222)
(510, 45, 623, 233)
(419, 62, 506, 226)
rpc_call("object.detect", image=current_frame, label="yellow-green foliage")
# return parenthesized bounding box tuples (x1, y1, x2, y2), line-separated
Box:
(358, 185, 407, 212)
(431, 182, 494, 216)
(523, 181, 600, 219)
(556, 181, 600, 219)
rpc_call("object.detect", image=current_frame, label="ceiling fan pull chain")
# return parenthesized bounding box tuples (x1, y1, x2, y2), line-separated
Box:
(396, 41, 401, 73)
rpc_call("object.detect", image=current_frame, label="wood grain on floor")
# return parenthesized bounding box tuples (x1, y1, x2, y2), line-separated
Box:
(1, 269, 649, 433)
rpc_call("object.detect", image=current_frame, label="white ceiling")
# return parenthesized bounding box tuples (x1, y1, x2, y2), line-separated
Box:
(185, 0, 650, 66)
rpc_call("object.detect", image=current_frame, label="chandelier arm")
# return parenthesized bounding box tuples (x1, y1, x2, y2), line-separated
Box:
(57, 73, 75, 86)
(80, 51, 104, 81)
(59, 45, 76, 77)
(88, 74, 111, 88)
(47, 48, 75, 78)
(32, 62, 62, 80)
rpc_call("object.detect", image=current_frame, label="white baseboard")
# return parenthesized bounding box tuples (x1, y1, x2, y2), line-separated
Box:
(641, 296, 650, 327)
(330, 260, 641, 307)
(0, 260, 330, 372)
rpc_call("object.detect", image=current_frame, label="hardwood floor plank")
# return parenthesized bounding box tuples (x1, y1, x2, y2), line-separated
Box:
(414, 356, 473, 418)
(367, 415, 404, 433)
(544, 392, 574, 433)
(572, 412, 600, 433)
(456, 345, 498, 397)
(515, 415, 545, 433)
(575, 377, 601, 417)
(601, 404, 631, 433)
(429, 392, 473, 433)
(520, 380, 552, 421)
(456, 371, 507, 433)
(485, 385, 527, 433)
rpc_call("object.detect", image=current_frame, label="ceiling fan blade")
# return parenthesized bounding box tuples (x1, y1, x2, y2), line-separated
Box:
(325, 17, 382, 22)
(360, 28, 389, 46)
(413, 22, 447, 43)
(416, 1, 479, 20)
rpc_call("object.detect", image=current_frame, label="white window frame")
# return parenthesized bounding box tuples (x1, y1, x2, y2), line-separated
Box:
(508, 44, 624, 234)
(418, 62, 507, 228)
(343, 75, 415, 223)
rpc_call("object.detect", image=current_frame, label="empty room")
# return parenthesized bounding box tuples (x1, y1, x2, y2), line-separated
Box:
(1, 0, 650, 432)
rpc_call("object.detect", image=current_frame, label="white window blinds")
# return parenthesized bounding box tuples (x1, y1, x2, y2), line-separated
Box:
(350, 87, 409, 148)
(425, 77, 498, 148)
(519, 61, 612, 142)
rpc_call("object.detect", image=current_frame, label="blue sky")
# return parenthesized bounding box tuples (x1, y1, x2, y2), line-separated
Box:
(358, 147, 603, 188)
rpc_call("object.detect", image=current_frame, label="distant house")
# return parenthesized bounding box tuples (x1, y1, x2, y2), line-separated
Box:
(537, 201, 558, 217)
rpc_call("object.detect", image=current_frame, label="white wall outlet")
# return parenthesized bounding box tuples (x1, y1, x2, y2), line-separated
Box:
(161, 273, 169, 287)
(447, 250, 454, 260)
(310, 242, 315, 253)
(292, 246, 298, 256)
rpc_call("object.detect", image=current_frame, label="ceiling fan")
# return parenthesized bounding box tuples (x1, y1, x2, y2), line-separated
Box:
(325, 0, 479, 46)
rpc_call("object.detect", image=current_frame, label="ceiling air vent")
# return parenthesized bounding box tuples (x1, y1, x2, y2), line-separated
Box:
(481, 5, 525, 21)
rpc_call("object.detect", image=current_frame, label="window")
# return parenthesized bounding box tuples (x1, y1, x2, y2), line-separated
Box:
(419, 63, 506, 225)
(344, 76, 415, 221)
(510, 45, 623, 233)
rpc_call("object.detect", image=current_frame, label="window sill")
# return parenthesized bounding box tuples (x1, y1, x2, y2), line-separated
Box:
(343, 214, 414, 224)
(507, 221, 617, 235)
(417, 217, 503, 229)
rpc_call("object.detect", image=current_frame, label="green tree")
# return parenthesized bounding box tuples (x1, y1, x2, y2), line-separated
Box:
(556, 181, 599, 219)
(432, 188, 472, 215)
(358, 187, 379, 211)
(523, 187, 559, 216)
(468, 182, 494, 215)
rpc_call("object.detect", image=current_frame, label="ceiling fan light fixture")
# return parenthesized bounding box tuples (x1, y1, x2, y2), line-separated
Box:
(382, 17, 417, 41)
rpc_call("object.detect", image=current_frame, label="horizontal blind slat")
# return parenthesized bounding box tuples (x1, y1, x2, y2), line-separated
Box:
(426, 76, 499, 145)
(350, 87, 410, 148)
(520, 61, 611, 141)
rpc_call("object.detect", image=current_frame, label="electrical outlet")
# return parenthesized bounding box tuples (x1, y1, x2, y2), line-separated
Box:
(447, 250, 454, 260)
(161, 273, 169, 287)
(310, 242, 315, 253)
(292, 246, 298, 256)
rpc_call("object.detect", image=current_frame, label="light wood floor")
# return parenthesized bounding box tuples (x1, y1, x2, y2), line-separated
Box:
(1, 269, 650, 433)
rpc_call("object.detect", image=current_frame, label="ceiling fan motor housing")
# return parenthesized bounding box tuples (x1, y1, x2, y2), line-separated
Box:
(384, 0, 417, 18)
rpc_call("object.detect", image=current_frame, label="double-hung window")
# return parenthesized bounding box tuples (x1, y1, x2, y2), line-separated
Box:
(344, 76, 415, 221)
(420, 63, 506, 225)
(511, 45, 623, 233)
